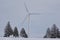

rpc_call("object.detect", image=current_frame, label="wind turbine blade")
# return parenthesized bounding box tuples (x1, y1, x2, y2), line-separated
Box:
(30, 13, 40, 15)
(20, 15, 28, 26)
(24, 2, 29, 13)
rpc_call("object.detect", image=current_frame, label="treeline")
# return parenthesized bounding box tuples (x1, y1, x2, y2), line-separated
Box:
(4, 21, 60, 38)
(4, 21, 28, 38)
(44, 24, 60, 38)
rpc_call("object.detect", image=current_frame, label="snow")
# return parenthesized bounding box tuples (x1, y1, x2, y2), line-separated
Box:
(0, 38, 60, 40)
(9, 35, 14, 38)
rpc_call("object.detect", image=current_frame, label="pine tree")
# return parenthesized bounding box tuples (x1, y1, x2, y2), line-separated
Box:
(50, 24, 59, 38)
(13, 27, 19, 37)
(56, 28, 60, 38)
(44, 28, 51, 38)
(20, 28, 28, 38)
(44, 24, 60, 38)
(56, 26, 60, 38)
(4, 21, 13, 37)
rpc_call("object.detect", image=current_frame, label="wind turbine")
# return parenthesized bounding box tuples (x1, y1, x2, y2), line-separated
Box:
(24, 2, 40, 37)
(21, 2, 40, 37)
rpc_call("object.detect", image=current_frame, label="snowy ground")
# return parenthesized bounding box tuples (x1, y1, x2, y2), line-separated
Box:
(0, 37, 60, 40)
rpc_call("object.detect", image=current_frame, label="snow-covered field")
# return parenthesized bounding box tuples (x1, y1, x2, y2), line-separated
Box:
(0, 37, 60, 40)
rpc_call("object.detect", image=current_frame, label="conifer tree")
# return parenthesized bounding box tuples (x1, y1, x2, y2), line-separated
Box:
(20, 28, 28, 38)
(50, 24, 58, 38)
(4, 21, 13, 37)
(13, 27, 19, 37)
(44, 28, 51, 38)
(44, 24, 60, 38)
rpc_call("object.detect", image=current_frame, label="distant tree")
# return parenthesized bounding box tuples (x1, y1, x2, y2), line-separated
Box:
(44, 24, 60, 38)
(50, 24, 59, 38)
(56, 27, 60, 38)
(44, 35, 47, 38)
(44, 28, 51, 38)
(57, 31, 60, 38)
(20, 28, 28, 38)
(4, 21, 13, 37)
(13, 27, 19, 37)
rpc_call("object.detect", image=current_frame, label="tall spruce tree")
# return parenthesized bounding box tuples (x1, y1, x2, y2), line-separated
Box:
(4, 21, 13, 37)
(44, 28, 51, 38)
(56, 28, 60, 38)
(50, 24, 59, 38)
(20, 28, 28, 38)
(44, 24, 60, 38)
(13, 27, 19, 37)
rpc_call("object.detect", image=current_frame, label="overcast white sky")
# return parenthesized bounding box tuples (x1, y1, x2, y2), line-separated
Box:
(0, 0, 60, 38)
